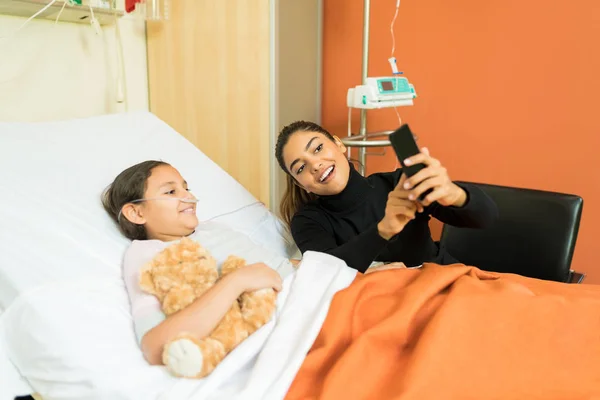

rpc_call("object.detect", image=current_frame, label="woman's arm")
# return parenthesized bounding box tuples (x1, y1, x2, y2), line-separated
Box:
(291, 174, 418, 273)
(426, 182, 498, 228)
(141, 262, 282, 365)
(291, 216, 389, 273)
(401, 148, 498, 228)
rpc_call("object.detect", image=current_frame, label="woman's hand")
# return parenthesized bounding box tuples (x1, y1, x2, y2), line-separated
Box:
(402, 147, 467, 207)
(365, 262, 407, 274)
(231, 262, 283, 293)
(377, 174, 422, 240)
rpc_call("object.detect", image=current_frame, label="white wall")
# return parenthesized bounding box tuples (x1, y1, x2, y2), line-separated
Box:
(0, 5, 148, 122)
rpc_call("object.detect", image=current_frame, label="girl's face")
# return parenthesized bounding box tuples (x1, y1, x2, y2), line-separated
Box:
(131, 165, 198, 241)
(282, 130, 350, 196)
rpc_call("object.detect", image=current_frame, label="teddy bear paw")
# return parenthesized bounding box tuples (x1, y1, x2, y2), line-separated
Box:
(165, 338, 204, 378)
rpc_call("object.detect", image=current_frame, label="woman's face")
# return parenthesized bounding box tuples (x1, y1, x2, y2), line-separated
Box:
(282, 130, 351, 196)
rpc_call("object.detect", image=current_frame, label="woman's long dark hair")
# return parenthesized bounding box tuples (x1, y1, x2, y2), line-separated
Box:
(275, 121, 336, 228)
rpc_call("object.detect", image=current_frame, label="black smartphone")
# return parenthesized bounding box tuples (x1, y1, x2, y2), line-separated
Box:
(389, 124, 432, 201)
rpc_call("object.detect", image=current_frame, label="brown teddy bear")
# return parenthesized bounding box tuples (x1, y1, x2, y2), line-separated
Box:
(138, 237, 278, 378)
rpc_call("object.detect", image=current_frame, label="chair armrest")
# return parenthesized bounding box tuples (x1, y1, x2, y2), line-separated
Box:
(568, 270, 586, 284)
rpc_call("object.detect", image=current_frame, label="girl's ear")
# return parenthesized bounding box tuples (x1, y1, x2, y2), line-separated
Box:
(332, 135, 347, 154)
(121, 203, 146, 225)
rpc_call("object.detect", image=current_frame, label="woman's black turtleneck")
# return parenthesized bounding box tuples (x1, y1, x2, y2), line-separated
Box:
(290, 163, 498, 273)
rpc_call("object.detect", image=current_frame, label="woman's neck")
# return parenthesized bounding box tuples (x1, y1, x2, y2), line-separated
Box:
(318, 162, 371, 211)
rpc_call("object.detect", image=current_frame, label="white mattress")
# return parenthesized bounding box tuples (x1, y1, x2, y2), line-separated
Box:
(0, 111, 299, 399)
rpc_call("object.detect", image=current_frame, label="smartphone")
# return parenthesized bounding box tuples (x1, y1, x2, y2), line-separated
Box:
(389, 124, 432, 201)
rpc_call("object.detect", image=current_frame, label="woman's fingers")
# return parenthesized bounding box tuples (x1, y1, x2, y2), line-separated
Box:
(403, 148, 440, 169)
(394, 171, 408, 191)
(380, 183, 420, 238)
(387, 195, 416, 208)
(403, 166, 442, 192)
(415, 201, 424, 213)
(365, 262, 407, 274)
(408, 176, 444, 202)
(390, 176, 425, 212)
(387, 204, 417, 219)
(389, 189, 410, 201)
(419, 185, 453, 206)
(399, 147, 457, 207)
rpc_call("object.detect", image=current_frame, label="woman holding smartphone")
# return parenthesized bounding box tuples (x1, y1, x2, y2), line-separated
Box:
(274, 121, 499, 273)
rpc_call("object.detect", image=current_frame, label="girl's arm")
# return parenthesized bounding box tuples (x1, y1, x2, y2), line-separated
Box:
(141, 262, 282, 365)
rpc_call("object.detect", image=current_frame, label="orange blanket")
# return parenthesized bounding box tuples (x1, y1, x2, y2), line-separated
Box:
(285, 264, 600, 400)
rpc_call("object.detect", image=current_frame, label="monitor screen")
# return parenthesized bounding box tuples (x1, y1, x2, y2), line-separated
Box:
(381, 80, 394, 91)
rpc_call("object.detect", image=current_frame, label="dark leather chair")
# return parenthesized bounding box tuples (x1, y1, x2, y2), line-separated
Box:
(439, 182, 585, 283)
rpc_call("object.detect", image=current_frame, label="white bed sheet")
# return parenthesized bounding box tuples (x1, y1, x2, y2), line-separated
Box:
(0, 112, 300, 399)
(1, 251, 356, 400)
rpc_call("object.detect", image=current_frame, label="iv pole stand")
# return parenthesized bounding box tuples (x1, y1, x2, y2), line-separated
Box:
(357, 0, 370, 176)
(344, 0, 394, 175)
(343, 0, 409, 175)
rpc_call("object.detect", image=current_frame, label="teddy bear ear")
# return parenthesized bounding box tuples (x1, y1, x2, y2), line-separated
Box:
(139, 264, 157, 295)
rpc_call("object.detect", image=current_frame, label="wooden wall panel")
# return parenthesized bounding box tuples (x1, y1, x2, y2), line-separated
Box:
(147, 0, 271, 206)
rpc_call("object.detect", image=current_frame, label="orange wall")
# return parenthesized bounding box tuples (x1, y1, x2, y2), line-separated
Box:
(322, 1, 600, 283)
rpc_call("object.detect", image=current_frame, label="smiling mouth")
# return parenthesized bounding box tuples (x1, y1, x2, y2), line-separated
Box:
(180, 207, 196, 214)
(319, 165, 335, 183)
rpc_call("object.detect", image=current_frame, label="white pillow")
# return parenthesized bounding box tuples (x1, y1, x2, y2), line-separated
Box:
(0, 319, 32, 400)
(1, 282, 178, 400)
(0, 112, 298, 399)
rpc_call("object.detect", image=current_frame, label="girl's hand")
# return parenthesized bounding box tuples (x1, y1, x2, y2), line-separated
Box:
(377, 173, 422, 240)
(231, 262, 283, 292)
(402, 147, 467, 207)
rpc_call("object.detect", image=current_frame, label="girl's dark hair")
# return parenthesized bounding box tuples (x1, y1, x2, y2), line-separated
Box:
(101, 160, 169, 240)
(275, 121, 336, 228)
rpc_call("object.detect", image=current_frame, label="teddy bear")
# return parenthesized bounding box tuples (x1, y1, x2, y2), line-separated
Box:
(138, 237, 278, 379)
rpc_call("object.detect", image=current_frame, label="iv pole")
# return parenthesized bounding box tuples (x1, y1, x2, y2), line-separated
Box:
(342, 0, 398, 175)
(357, 0, 371, 175)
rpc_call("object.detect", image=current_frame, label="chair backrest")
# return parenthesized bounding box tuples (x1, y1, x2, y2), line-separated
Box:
(439, 182, 583, 282)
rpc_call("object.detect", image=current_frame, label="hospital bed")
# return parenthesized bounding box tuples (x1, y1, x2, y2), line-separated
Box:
(3, 112, 598, 400)
(0, 112, 356, 400)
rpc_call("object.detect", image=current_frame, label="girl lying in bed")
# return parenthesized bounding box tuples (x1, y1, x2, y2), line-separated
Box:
(101, 160, 300, 367)
(103, 161, 600, 400)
